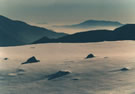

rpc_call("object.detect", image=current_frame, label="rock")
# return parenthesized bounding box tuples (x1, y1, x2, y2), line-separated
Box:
(48, 70, 71, 80)
(16, 69, 25, 75)
(16, 69, 25, 72)
(21, 56, 40, 64)
(4, 58, 8, 60)
(120, 67, 129, 71)
(85, 53, 95, 59)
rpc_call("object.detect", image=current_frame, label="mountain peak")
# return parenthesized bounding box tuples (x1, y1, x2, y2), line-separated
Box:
(80, 20, 122, 26)
(0, 15, 67, 46)
(62, 20, 123, 29)
(114, 24, 135, 32)
(82, 20, 122, 24)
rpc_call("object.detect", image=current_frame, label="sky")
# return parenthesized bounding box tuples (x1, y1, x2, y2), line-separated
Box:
(1, 0, 135, 25)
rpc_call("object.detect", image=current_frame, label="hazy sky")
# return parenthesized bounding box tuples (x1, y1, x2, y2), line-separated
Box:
(1, 0, 135, 24)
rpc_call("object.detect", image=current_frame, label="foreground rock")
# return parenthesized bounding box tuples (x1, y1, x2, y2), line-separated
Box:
(16, 69, 25, 72)
(21, 56, 40, 65)
(85, 53, 95, 59)
(4, 58, 8, 60)
(120, 67, 129, 71)
(48, 70, 71, 80)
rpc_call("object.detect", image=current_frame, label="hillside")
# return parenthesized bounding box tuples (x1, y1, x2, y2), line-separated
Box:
(0, 15, 67, 46)
(33, 24, 135, 44)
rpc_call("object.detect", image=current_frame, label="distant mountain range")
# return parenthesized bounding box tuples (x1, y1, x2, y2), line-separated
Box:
(33, 24, 135, 44)
(0, 15, 67, 46)
(59, 20, 123, 29)
(0, 15, 135, 46)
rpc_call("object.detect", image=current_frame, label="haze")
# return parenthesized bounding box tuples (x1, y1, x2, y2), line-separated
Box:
(1, 0, 135, 25)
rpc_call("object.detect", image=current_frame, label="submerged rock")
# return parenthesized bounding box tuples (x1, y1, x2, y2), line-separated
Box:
(16, 69, 25, 72)
(21, 56, 40, 64)
(4, 58, 8, 60)
(48, 70, 71, 80)
(85, 53, 95, 59)
(120, 67, 129, 71)
(72, 78, 80, 80)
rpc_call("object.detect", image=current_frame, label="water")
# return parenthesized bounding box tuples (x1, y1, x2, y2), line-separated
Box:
(0, 41, 135, 94)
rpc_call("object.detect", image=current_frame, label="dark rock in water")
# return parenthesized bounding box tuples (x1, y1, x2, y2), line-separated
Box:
(109, 67, 130, 72)
(85, 54, 95, 59)
(21, 56, 40, 64)
(26, 56, 39, 63)
(16, 69, 25, 72)
(16, 69, 25, 75)
(4, 58, 8, 60)
(48, 70, 71, 80)
(120, 67, 129, 71)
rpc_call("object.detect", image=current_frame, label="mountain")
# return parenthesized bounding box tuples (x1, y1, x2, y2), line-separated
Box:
(55, 30, 115, 42)
(33, 24, 135, 44)
(33, 30, 115, 44)
(114, 24, 135, 40)
(61, 20, 123, 29)
(32, 36, 54, 44)
(0, 15, 67, 46)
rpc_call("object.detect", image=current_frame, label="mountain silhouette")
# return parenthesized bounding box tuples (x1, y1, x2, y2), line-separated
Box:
(32, 30, 115, 44)
(32, 37, 54, 44)
(33, 24, 135, 44)
(61, 20, 123, 29)
(114, 24, 135, 40)
(1, 15, 135, 46)
(55, 30, 115, 42)
(0, 15, 67, 46)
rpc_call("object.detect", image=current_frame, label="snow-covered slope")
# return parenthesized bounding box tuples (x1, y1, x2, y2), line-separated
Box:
(0, 41, 135, 94)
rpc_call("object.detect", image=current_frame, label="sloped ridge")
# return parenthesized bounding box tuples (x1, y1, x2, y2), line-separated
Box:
(114, 24, 135, 40)
(32, 37, 54, 44)
(0, 15, 67, 46)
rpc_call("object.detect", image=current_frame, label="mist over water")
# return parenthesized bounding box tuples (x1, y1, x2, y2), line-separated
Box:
(31, 23, 118, 34)
(51, 26, 117, 34)
(1, 41, 135, 94)
(0, 0, 135, 93)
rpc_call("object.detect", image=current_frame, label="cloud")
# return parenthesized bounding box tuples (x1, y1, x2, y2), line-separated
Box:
(1, 0, 135, 24)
